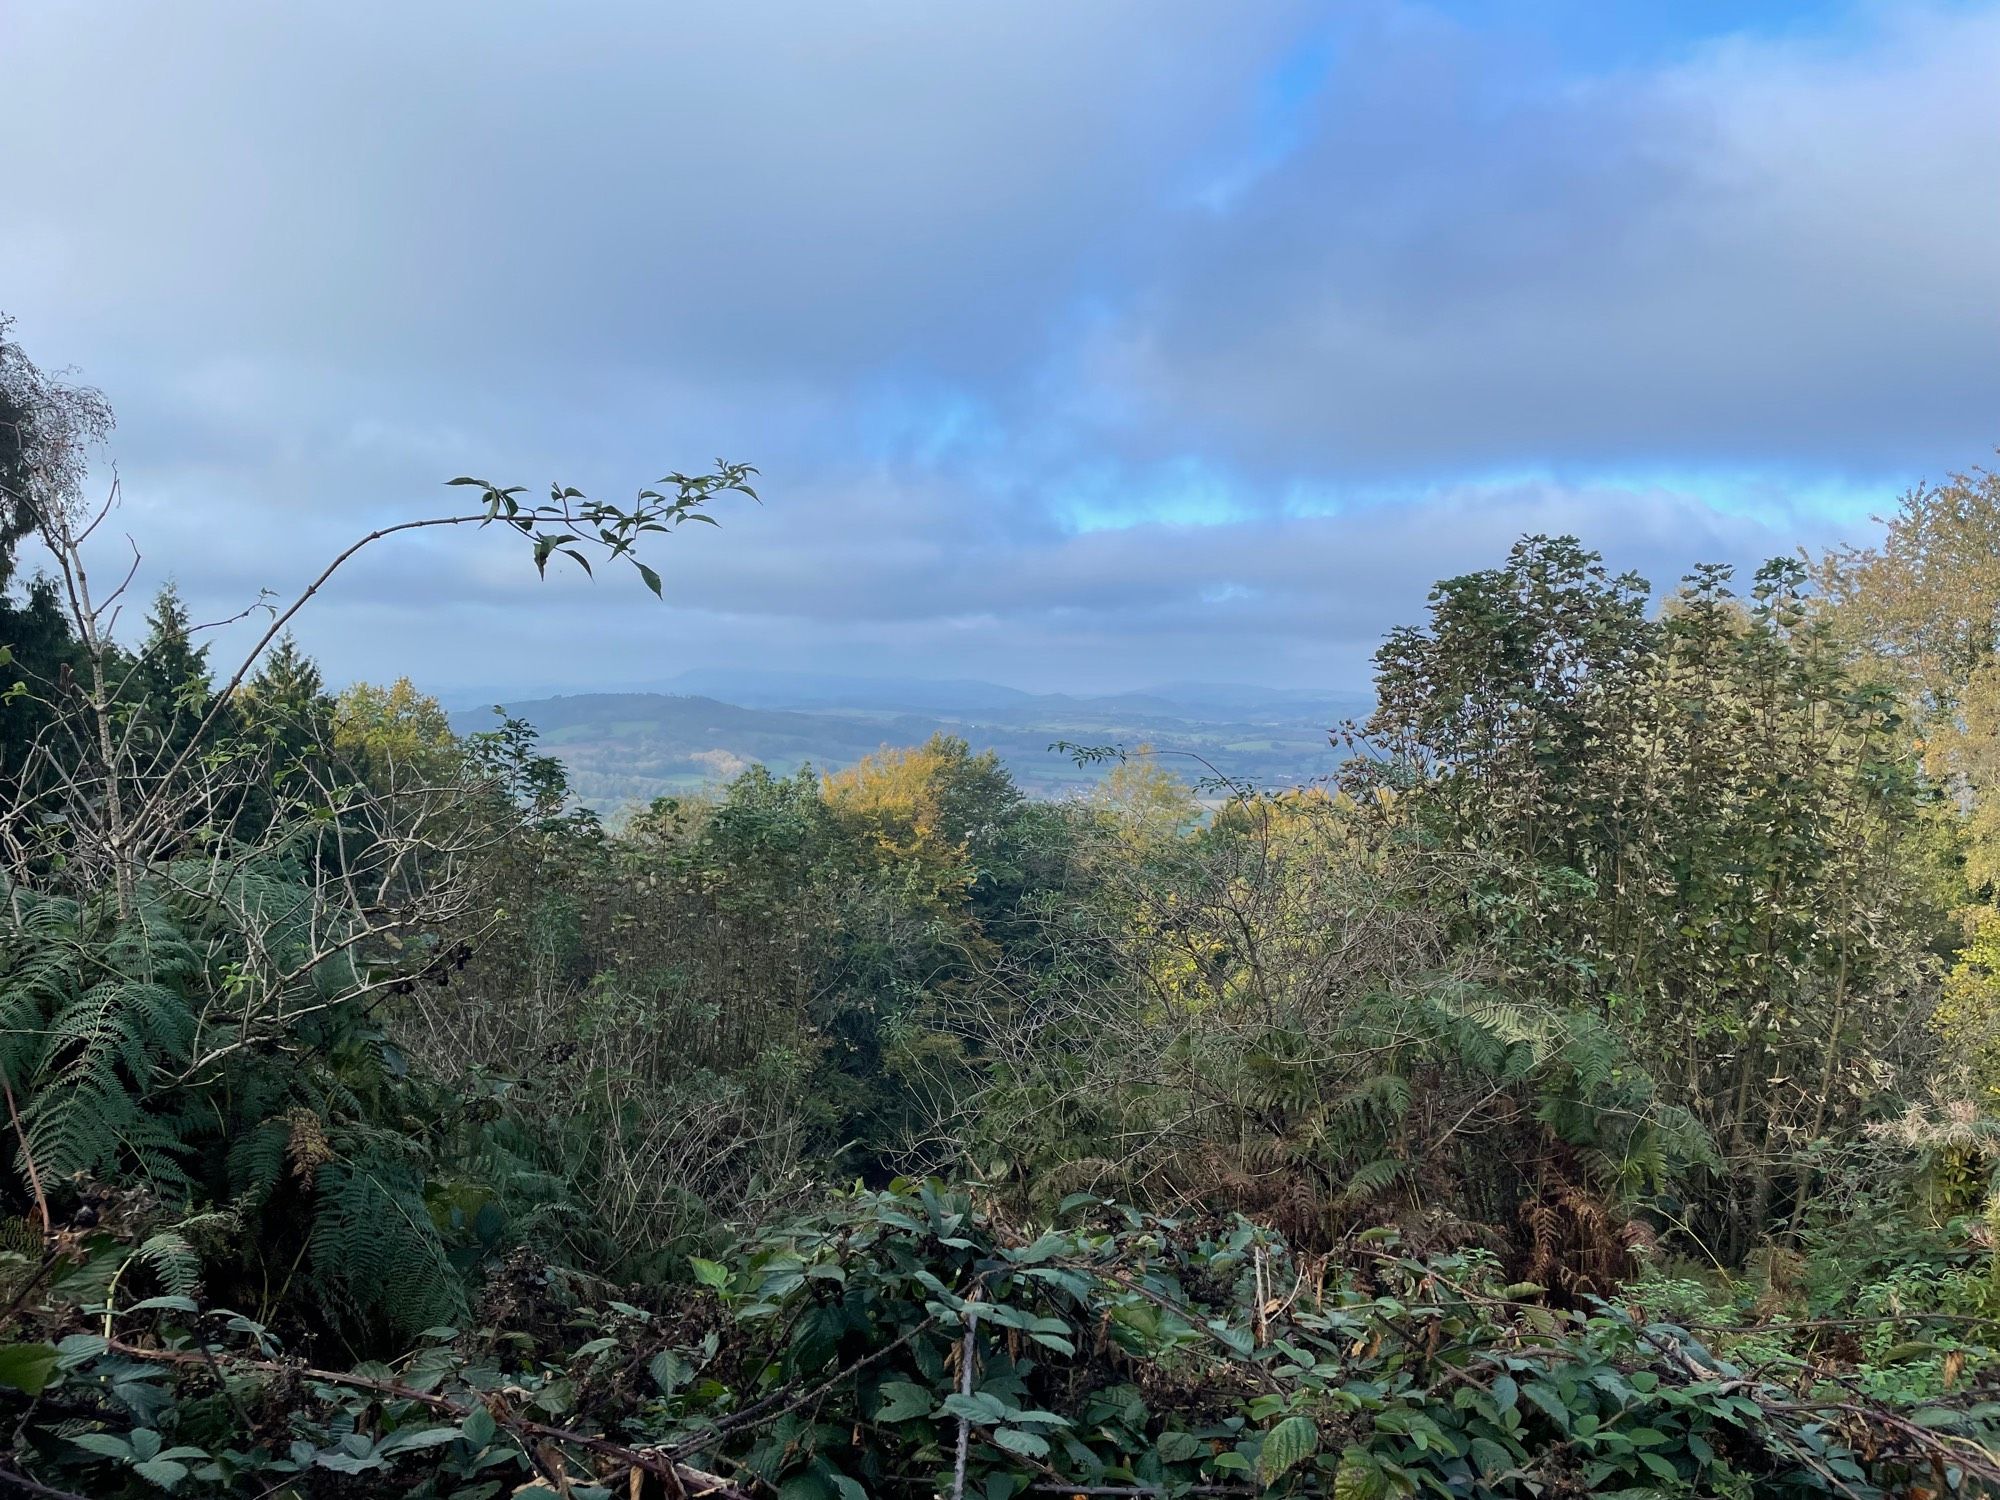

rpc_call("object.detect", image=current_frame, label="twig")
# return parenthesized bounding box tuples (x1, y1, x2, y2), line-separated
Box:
(952, 1296, 979, 1500)
(192, 1318, 255, 1435)
(0, 1073, 50, 1235)
(1063, 1259, 1279, 1392)
(674, 1313, 940, 1455)
(1026, 1488, 1253, 1496)
(103, 1340, 751, 1498)
(0, 1464, 91, 1500)
(0, 1250, 62, 1331)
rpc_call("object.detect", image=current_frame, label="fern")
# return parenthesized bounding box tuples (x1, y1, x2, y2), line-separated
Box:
(1343, 1156, 1408, 1203)
(1335, 1073, 1413, 1127)
(0, 865, 494, 1350)
(2, 882, 199, 1191)
(307, 1125, 467, 1340)
(131, 1228, 203, 1299)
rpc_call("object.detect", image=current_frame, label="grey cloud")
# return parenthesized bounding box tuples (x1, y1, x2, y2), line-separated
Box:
(1084, 5, 2000, 479)
(0, 2, 1986, 699)
(1, 2, 1305, 382)
(161, 467, 1844, 696)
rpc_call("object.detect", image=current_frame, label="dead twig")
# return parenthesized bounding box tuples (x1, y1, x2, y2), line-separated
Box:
(103, 1340, 750, 1498)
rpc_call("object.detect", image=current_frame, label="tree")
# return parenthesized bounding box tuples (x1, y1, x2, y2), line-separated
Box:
(0, 315, 113, 593)
(1820, 468, 2000, 1123)
(1820, 466, 2000, 892)
(0, 322, 100, 820)
(824, 734, 1018, 921)
(128, 583, 216, 766)
(333, 678, 459, 786)
(1351, 538, 1936, 1256)
(1821, 463, 2000, 731)
(0, 319, 757, 1328)
(240, 632, 332, 748)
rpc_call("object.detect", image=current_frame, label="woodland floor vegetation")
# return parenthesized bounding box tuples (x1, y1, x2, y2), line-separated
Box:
(2, 323, 1999, 1497)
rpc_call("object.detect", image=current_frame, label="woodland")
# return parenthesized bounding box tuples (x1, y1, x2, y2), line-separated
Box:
(3, 320, 2000, 1498)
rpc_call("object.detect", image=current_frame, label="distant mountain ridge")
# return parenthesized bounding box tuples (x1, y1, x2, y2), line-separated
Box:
(660, 669, 1036, 715)
(448, 673, 1372, 812)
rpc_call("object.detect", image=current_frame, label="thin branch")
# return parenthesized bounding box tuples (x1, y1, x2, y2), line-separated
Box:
(0, 1073, 50, 1234)
(103, 1339, 752, 1498)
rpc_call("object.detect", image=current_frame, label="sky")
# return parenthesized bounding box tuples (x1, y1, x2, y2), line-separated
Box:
(2, 1, 1997, 697)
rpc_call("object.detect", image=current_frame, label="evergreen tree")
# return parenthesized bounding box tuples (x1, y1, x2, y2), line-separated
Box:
(244, 633, 331, 742)
(129, 583, 215, 767)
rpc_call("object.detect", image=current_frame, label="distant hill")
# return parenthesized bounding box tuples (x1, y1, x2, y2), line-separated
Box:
(659, 669, 1035, 716)
(449, 677, 1372, 812)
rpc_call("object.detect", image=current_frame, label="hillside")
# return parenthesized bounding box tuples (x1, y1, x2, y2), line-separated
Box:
(448, 678, 1374, 807)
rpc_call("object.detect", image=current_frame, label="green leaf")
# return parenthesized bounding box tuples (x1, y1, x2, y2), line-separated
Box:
(1008, 1408, 1072, 1430)
(1206, 1319, 1253, 1357)
(1523, 1381, 1571, 1431)
(689, 1257, 730, 1289)
(1157, 1431, 1205, 1463)
(376, 1426, 462, 1457)
(943, 1390, 1011, 1426)
(637, 562, 663, 597)
(0, 1342, 59, 1395)
(70, 1432, 136, 1460)
(1007, 1232, 1071, 1265)
(315, 1449, 388, 1474)
(55, 1333, 110, 1367)
(132, 1458, 190, 1490)
(875, 1380, 933, 1423)
(990, 1427, 1049, 1459)
(1332, 1447, 1383, 1500)
(1639, 1452, 1681, 1483)
(650, 1350, 693, 1395)
(1879, 1340, 1941, 1363)
(461, 1406, 497, 1448)
(778, 1473, 832, 1500)
(1260, 1414, 1318, 1484)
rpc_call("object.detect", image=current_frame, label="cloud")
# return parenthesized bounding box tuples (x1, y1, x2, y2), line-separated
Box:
(1086, 4, 2000, 479)
(0, 2, 1989, 697)
(164, 467, 1835, 696)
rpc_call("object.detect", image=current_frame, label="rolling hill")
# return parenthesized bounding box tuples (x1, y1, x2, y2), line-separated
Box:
(448, 676, 1372, 811)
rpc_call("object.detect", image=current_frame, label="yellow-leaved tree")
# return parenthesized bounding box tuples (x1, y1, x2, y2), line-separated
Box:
(824, 734, 1011, 910)
(1824, 463, 2000, 1099)
(1940, 908, 2000, 1111)
(332, 678, 459, 785)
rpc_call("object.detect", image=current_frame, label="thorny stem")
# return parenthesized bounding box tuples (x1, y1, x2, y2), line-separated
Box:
(951, 1294, 979, 1500)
